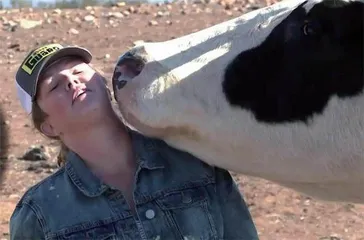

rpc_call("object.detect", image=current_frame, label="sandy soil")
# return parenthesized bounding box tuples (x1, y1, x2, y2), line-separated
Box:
(0, 0, 364, 239)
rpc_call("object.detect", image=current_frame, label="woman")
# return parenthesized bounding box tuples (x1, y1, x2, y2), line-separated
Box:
(10, 43, 259, 240)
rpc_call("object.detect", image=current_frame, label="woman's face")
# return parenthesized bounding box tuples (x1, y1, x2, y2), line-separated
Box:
(36, 57, 111, 138)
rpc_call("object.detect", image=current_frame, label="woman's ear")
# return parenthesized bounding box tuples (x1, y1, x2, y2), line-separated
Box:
(40, 119, 59, 138)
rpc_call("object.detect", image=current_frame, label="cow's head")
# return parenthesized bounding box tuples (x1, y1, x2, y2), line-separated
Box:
(223, 0, 363, 124)
(112, 0, 364, 203)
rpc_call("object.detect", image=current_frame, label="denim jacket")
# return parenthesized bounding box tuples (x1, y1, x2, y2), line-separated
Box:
(10, 129, 259, 240)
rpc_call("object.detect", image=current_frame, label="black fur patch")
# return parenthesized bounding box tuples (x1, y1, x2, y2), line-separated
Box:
(222, 0, 364, 124)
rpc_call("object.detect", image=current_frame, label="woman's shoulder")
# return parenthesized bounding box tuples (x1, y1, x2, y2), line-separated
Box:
(9, 167, 67, 239)
(14, 166, 66, 203)
(10, 167, 68, 220)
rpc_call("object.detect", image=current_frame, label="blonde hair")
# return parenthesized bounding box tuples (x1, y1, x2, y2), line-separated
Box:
(30, 63, 114, 167)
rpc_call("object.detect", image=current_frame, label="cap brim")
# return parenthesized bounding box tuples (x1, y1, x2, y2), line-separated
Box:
(32, 46, 93, 100)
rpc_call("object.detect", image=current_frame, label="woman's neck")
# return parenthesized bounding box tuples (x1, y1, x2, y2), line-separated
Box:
(62, 115, 136, 177)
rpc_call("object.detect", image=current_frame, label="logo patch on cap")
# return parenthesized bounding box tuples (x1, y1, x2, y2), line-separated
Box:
(21, 43, 63, 75)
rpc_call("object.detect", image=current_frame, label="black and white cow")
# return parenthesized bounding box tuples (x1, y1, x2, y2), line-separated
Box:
(111, 0, 364, 203)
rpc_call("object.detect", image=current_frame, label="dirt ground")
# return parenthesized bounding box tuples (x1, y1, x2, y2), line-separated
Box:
(0, 0, 364, 239)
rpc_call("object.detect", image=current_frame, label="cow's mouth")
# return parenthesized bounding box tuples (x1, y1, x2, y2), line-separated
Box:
(113, 51, 145, 89)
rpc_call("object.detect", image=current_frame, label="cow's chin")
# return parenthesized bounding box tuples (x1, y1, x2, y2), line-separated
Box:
(116, 91, 204, 145)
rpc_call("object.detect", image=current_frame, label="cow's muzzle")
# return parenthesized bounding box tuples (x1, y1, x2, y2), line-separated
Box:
(112, 49, 145, 100)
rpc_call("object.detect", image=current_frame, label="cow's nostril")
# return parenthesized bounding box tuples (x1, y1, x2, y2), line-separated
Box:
(116, 53, 144, 79)
(112, 52, 145, 93)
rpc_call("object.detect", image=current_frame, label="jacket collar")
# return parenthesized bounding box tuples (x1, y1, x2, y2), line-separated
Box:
(65, 129, 165, 197)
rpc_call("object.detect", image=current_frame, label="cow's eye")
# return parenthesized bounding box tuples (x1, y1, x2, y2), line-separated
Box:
(302, 20, 320, 36)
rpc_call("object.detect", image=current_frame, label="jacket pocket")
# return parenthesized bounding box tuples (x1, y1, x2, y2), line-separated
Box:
(155, 185, 218, 240)
(52, 223, 119, 240)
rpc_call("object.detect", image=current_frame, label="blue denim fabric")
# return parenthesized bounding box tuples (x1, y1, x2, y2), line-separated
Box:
(9, 129, 259, 240)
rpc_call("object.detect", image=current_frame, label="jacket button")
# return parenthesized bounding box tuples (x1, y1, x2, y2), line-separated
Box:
(145, 209, 155, 219)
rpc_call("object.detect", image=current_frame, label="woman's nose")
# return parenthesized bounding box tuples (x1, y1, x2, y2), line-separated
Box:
(66, 78, 81, 90)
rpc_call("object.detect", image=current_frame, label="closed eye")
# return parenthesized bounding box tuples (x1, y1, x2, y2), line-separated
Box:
(302, 20, 322, 36)
(73, 68, 84, 75)
(49, 78, 59, 92)
(50, 83, 58, 91)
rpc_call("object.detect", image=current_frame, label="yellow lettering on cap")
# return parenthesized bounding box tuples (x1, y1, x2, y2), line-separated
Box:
(21, 43, 63, 75)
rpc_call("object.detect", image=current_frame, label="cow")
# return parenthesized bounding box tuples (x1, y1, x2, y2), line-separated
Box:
(111, 0, 364, 204)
